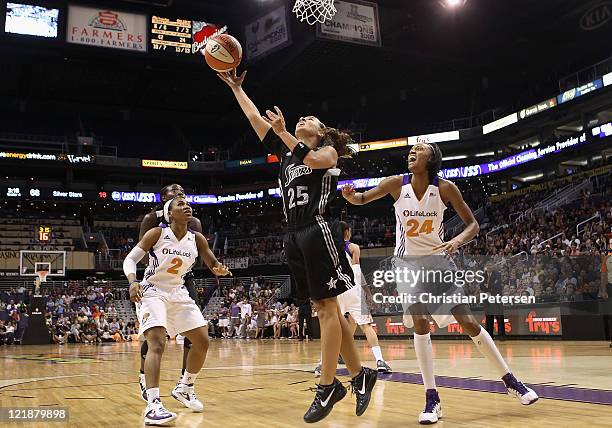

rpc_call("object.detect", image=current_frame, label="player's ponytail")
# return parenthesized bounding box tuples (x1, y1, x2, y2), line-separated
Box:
(320, 127, 355, 158)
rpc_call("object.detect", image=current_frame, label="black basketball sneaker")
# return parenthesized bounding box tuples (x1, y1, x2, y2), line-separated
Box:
(350, 367, 378, 416)
(303, 378, 347, 423)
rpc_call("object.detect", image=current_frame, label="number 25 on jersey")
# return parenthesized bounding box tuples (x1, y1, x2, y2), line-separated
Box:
(288, 186, 308, 209)
(405, 219, 434, 237)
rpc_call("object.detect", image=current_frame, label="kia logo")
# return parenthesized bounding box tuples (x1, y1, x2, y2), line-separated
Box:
(580, 1, 612, 30)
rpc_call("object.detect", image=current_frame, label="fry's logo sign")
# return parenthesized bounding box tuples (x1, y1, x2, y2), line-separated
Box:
(525, 311, 560, 334)
(385, 318, 406, 335)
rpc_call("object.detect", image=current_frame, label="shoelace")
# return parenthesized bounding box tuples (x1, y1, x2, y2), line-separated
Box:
(349, 377, 362, 397)
(306, 385, 325, 406)
(505, 374, 529, 395)
(423, 397, 439, 413)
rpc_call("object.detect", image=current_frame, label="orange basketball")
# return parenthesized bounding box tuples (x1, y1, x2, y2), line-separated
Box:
(203, 34, 242, 72)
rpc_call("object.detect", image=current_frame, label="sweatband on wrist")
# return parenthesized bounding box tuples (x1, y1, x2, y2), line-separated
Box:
(292, 142, 311, 161)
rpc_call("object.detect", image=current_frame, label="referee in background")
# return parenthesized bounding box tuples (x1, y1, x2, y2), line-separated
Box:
(482, 262, 505, 340)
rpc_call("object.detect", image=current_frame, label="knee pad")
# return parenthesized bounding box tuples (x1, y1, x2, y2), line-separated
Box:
(141, 340, 149, 359)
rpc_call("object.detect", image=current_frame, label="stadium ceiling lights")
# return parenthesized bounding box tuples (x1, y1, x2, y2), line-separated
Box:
(441, 0, 467, 8)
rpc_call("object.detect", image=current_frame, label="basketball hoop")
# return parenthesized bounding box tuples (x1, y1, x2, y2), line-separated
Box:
(293, 0, 337, 25)
(36, 270, 49, 283)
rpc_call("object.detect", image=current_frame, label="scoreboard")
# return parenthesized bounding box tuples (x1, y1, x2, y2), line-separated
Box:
(37, 225, 52, 242)
(151, 16, 191, 54)
(150, 16, 227, 55)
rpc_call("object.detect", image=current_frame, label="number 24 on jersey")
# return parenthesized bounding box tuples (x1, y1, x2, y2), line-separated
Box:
(405, 219, 434, 237)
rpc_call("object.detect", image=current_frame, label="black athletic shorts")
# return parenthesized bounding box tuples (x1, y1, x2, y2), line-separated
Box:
(284, 217, 355, 303)
(184, 272, 200, 309)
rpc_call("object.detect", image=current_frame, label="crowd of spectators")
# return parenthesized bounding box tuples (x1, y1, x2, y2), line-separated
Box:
(205, 276, 309, 339)
(0, 282, 138, 345)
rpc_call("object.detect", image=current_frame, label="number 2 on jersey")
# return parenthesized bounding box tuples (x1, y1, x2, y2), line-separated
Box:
(405, 219, 434, 237)
(167, 257, 183, 274)
(288, 186, 309, 209)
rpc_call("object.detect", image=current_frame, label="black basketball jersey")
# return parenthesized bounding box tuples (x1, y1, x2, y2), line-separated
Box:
(154, 204, 168, 226)
(262, 130, 339, 230)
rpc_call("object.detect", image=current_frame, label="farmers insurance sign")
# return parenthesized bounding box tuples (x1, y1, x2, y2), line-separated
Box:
(317, 0, 381, 47)
(245, 5, 291, 62)
(67, 5, 147, 52)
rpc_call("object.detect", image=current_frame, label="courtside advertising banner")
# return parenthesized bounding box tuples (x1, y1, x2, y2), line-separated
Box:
(317, 0, 381, 47)
(245, 5, 291, 62)
(67, 5, 147, 52)
(369, 307, 563, 337)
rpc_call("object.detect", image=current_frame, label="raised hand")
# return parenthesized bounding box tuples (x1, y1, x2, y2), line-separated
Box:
(341, 183, 358, 203)
(262, 106, 287, 136)
(217, 68, 247, 90)
(432, 240, 460, 255)
(212, 263, 232, 277)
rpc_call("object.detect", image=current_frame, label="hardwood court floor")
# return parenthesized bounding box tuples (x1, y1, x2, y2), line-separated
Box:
(1, 339, 611, 427)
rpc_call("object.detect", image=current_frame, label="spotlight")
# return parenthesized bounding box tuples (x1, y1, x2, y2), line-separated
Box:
(441, 0, 466, 8)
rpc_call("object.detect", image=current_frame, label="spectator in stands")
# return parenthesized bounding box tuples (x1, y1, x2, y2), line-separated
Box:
(238, 298, 252, 339)
(109, 318, 125, 341)
(229, 299, 241, 338)
(70, 320, 81, 343)
(51, 324, 67, 345)
(99, 326, 114, 342)
(80, 318, 97, 344)
(97, 313, 109, 331)
(0, 320, 7, 345)
(254, 298, 266, 339)
(16, 308, 28, 343)
(218, 306, 229, 338)
(271, 310, 281, 339)
(286, 306, 298, 339)
(125, 318, 137, 338)
(106, 304, 118, 319)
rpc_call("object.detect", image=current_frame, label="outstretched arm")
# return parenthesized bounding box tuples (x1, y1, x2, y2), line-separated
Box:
(342, 175, 403, 205)
(218, 69, 270, 141)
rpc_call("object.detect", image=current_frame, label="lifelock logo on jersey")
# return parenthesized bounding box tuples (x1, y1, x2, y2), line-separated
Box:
(162, 248, 191, 257)
(403, 210, 437, 217)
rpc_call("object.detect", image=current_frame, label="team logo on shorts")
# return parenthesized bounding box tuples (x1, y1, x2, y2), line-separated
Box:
(326, 277, 338, 290)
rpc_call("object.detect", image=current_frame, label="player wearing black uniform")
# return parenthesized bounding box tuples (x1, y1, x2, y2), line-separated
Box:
(219, 69, 377, 423)
(137, 184, 204, 403)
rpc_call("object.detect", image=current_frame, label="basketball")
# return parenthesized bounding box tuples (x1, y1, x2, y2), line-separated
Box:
(203, 34, 242, 72)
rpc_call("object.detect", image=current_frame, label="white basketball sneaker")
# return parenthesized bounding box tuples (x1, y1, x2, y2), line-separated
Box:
(144, 399, 177, 426)
(418, 389, 442, 425)
(502, 373, 539, 405)
(172, 384, 204, 412)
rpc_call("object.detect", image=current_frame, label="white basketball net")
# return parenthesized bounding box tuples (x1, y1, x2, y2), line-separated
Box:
(293, 0, 337, 25)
